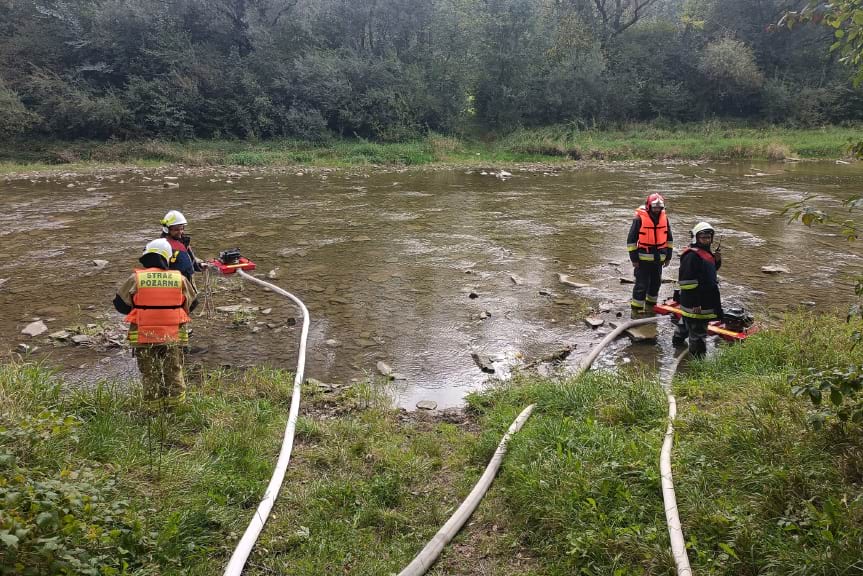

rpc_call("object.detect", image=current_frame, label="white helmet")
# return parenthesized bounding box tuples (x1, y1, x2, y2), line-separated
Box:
(142, 238, 172, 262)
(160, 210, 187, 233)
(691, 221, 715, 237)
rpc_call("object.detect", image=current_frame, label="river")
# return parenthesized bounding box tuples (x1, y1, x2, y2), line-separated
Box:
(2, 160, 862, 408)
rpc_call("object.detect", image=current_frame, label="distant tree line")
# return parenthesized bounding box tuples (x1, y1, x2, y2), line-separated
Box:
(0, 0, 860, 141)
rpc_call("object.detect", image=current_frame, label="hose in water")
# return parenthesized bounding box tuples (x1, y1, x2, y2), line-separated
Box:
(223, 269, 310, 576)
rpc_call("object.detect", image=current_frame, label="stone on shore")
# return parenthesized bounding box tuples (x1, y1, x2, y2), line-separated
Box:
(21, 321, 48, 337)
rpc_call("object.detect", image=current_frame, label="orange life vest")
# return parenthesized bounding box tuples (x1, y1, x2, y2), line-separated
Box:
(636, 207, 669, 250)
(124, 269, 190, 345)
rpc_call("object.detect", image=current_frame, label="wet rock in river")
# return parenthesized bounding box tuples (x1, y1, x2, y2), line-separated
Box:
(468, 291, 479, 299)
(761, 265, 790, 274)
(539, 289, 552, 296)
(376, 361, 393, 377)
(510, 274, 524, 286)
(17, 343, 36, 353)
(619, 277, 635, 284)
(216, 304, 260, 313)
(49, 330, 71, 340)
(416, 400, 437, 411)
(471, 352, 496, 374)
(92, 259, 109, 269)
(21, 321, 48, 337)
(623, 323, 657, 342)
(584, 316, 604, 329)
(71, 334, 93, 345)
(325, 339, 340, 347)
(479, 310, 492, 320)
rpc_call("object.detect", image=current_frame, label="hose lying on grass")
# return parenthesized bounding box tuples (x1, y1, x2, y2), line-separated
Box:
(398, 404, 536, 576)
(223, 269, 310, 576)
(660, 349, 692, 576)
(398, 316, 661, 576)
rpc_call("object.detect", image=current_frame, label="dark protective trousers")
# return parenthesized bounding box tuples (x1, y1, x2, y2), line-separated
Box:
(135, 345, 186, 407)
(631, 262, 663, 309)
(673, 317, 709, 358)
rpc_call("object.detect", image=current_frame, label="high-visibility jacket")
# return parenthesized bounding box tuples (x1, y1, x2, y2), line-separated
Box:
(124, 268, 190, 345)
(627, 208, 673, 263)
(678, 245, 722, 320)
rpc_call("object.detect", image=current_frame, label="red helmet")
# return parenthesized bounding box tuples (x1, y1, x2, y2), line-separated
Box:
(646, 193, 665, 210)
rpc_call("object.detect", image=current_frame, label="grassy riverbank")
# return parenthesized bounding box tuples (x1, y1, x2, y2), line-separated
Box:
(0, 124, 858, 174)
(2, 314, 862, 575)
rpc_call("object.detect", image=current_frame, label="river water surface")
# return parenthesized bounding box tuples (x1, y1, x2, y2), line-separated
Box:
(2, 161, 862, 407)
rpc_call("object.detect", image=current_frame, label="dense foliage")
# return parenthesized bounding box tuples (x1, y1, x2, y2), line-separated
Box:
(0, 0, 860, 141)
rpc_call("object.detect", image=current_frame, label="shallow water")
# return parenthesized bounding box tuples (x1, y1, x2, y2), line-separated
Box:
(2, 161, 862, 407)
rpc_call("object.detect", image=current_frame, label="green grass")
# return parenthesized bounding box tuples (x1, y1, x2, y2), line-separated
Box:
(2, 313, 863, 574)
(0, 123, 859, 174)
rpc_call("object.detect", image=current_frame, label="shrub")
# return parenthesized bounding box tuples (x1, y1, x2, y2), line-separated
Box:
(0, 410, 147, 576)
(0, 80, 37, 138)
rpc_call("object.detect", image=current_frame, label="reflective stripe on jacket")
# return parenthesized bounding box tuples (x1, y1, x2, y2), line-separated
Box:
(125, 269, 190, 344)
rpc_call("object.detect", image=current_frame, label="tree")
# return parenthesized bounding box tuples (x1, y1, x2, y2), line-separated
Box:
(783, 0, 863, 86)
(559, 0, 661, 45)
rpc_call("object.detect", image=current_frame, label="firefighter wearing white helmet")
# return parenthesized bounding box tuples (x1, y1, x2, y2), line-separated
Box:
(159, 210, 206, 282)
(673, 221, 723, 358)
(160, 210, 188, 233)
(113, 239, 198, 408)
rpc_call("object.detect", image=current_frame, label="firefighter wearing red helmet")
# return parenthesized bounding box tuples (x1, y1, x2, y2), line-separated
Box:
(626, 193, 674, 311)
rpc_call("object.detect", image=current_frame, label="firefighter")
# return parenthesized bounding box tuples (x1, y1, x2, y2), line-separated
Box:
(627, 193, 674, 311)
(113, 239, 198, 407)
(160, 210, 207, 284)
(673, 222, 723, 358)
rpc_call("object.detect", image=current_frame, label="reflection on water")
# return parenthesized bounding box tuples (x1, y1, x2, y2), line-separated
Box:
(2, 161, 862, 407)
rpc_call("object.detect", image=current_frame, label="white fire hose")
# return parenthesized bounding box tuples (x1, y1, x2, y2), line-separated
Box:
(660, 349, 692, 576)
(222, 269, 310, 576)
(398, 316, 662, 576)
